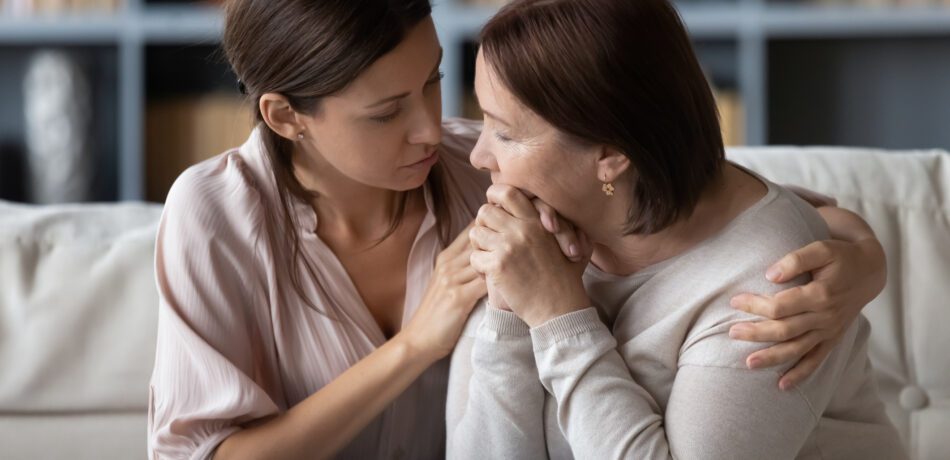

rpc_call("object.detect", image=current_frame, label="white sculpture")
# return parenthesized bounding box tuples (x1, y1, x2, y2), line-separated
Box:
(24, 50, 93, 204)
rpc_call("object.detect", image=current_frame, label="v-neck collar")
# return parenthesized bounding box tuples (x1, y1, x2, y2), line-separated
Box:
(293, 183, 438, 348)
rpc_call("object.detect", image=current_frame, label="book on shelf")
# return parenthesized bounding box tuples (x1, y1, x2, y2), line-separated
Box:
(714, 89, 745, 147)
(1, 0, 124, 16)
(146, 94, 254, 202)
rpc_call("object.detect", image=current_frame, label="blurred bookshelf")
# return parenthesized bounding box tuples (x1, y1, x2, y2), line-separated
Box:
(0, 0, 949, 203)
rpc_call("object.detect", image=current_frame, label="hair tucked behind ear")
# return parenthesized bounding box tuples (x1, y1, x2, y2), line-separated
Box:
(481, 0, 725, 235)
(222, 0, 453, 316)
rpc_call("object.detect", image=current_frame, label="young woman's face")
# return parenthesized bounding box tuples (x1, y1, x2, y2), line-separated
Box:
(469, 50, 604, 226)
(298, 17, 444, 191)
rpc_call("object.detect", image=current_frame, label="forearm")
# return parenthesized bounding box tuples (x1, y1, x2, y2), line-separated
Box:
(532, 309, 826, 459)
(532, 308, 670, 459)
(214, 335, 434, 460)
(448, 307, 547, 460)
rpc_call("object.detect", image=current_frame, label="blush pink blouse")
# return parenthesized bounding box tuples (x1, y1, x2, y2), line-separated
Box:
(147, 119, 489, 459)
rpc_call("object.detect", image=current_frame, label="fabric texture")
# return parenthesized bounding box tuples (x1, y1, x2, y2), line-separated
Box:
(447, 171, 907, 459)
(146, 118, 488, 460)
(0, 143, 948, 459)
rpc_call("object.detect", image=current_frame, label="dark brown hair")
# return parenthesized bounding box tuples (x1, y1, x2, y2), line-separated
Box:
(481, 0, 725, 235)
(222, 0, 452, 315)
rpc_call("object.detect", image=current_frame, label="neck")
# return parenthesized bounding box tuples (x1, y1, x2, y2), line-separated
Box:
(292, 147, 420, 242)
(589, 163, 762, 276)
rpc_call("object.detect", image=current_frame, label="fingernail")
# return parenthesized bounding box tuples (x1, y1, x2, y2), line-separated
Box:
(729, 296, 741, 308)
(779, 380, 792, 391)
(766, 266, 782, 282)
(551, 217, 560, 233)
(541, 213, 553, 233)
(747, 357, 762, 369)
(569, 244, 578, 258)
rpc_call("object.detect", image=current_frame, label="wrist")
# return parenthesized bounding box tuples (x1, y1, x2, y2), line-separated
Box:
(524, 292, 590, 328)
(390, 332, 443, 369)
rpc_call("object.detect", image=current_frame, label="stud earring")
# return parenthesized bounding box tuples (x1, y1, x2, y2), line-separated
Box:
(602, 172, 615, 196)
(297, 132, 305, 140)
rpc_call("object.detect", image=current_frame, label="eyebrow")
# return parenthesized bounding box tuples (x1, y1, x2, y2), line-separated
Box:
(482, 109, 512, 127)
(364, 47, 444, 109)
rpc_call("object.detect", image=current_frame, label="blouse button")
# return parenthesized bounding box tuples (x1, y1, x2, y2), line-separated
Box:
(899, 385, 929, 411)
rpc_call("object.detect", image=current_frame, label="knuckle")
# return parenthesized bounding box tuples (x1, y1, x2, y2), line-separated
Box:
(812, 284, 832, 304)
(787, 253, 804, 270)
(477, 205, 490, 220)
(775, 323, 793, 340)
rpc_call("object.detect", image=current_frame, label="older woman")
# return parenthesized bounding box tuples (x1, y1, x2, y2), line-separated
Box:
(447, 0, 905, 458)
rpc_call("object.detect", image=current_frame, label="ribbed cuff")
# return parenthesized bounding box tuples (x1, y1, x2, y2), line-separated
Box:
(530, 307, 605, 351)
(478, 307, 530, 337)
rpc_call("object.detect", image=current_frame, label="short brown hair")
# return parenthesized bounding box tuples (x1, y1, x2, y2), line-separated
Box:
(481, 0, 725, 235)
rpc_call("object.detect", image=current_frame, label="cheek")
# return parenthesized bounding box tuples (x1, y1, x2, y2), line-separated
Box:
(495, 145, 565, 198)
(315, 124, 403, 176)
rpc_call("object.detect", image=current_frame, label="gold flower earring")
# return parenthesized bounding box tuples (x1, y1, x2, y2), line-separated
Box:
(602, 172, 615, 196)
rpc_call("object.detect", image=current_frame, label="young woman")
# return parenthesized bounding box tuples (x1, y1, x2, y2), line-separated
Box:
(448, 0, 903, 458)
(148, 1, 888, 459)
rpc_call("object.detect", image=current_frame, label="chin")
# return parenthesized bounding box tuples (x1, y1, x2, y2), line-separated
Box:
(395, 171, 430, 191)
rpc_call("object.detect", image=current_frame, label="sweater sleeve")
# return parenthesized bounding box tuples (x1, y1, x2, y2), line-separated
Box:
(447, 302, 548, 460)
(531, 307, 821, 460)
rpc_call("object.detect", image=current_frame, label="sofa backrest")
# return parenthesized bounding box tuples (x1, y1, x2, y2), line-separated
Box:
(0, 201, 162, 458)
(1, 146, 948, 459)
(728, 146, 950, 460)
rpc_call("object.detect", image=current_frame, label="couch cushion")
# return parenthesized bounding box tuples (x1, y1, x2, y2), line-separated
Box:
(727, 146, 950, 460)
(0, 200, 162, 413)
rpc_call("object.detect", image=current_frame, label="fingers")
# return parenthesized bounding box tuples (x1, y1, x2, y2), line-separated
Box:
(460, 276, 488, 311)
(468, 225, 504, 252)
(475, 203, 513, 233)
(730, 284, 831, 319)
(469, 248, 493, 276)
(778, 340, 835, 391)
(532, 198, 560, 234)
(446, 221, 477, 256)
(531, 197, 586, 262)
(767, 240, 836, 283)
(486, 184, 538, 219)
(728, 312, 825, 343)
(744, 330, 823, 371)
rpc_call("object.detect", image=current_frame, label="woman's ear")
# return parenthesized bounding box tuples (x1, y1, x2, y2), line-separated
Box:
(259, 93, 305, 141)
(596, 146, 631, 183)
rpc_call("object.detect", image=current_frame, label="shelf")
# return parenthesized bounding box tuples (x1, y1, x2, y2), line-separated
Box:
(432, 3, 744, 39)
(1, 1, 949, 202)
(0, 5, 222, 45)
(0, 15, 123, 44)
(2, 5, 948, 45)
(138, 5, 222, 43)
(761, 6, 950, 38)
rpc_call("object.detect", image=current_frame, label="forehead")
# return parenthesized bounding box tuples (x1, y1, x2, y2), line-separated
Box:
(334, 18, 441, 102)
(474, 50, 550, 134)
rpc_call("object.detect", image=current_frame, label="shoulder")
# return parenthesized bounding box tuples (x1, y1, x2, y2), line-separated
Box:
(655, 182, 830, 368)
(161, 149, 267, 245)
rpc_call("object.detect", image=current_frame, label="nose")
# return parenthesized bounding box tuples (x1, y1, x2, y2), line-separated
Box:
(469, 132, 497, 172)
(407, 99, 442, 147)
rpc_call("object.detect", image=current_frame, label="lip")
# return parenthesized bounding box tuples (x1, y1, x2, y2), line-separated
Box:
(405, 149, 439, 169)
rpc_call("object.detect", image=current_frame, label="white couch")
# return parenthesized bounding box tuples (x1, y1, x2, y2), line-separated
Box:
(1, 146, 948, 459)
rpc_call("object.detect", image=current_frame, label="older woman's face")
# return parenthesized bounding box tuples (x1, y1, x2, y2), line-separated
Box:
(470, 51, 603, 226)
